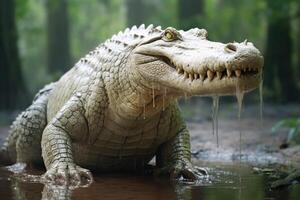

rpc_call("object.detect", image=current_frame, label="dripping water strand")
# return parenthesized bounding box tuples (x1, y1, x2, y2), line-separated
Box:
(236, 91, 244, 160)
(236, 85, 244, 196)
(138, 92, 145, 120)
(215, 96, 219, 147)
(211, 97, 215, 136)
(184, 93, 188, 102)
(259, 73, 264, 127)
(211, 96, 220, 147)
(152, 84, 155, 108)
(143, 97, 146, 119)
(162, 88, 167, 111)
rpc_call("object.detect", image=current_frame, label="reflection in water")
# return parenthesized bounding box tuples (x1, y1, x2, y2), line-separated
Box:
(0, 165, 300, 200)
(42, 185, 72, 200)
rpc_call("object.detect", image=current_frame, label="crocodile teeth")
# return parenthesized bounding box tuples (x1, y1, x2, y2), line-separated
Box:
(227, 69, 232, 77)
(189, 73, 193, 81)
(194, 74, 199, 80)
(207, 70, 214, 80)
(177, 68, 182, 74)
(200, 74, 205, 81)
(216, 71, 222, 79)
(184, 71, 188, 78)
(235, 69, 241, 77)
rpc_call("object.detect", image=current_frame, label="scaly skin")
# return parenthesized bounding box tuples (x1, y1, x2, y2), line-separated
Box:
(0, 25, 263, 186)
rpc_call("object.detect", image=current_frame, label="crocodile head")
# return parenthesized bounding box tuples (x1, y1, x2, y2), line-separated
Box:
(131, 27, 264, 96)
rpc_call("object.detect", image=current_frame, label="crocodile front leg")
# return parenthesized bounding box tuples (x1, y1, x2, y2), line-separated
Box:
(156, 125, 207, 181)
(41, 96, 93, 186)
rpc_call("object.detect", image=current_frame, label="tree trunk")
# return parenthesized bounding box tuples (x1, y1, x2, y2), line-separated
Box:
(264, 0, 299, 102)
(0, 0, 27, 110)
(178, 0, 204, 30)
(46, 0, 71, 75)
(126, 0, 147, 27)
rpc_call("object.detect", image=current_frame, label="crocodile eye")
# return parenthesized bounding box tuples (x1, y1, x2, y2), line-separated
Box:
(163, 30, 176, 41)
(165, 32, 174, 40)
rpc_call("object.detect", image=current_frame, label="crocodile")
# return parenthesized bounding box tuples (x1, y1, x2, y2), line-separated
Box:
(0, 25, 263, 186)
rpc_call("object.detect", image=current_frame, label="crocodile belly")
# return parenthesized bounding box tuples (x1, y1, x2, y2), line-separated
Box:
(72, 128, 167, 172)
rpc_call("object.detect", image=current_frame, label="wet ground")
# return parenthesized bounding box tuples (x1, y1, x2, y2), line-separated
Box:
(0, 102, 300, 199)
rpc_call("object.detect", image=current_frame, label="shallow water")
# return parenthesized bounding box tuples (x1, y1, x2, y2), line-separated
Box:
(0, 164, 299, 200)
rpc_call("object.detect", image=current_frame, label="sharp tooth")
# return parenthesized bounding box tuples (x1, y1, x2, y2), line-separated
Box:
(189, 73, 193, 81)
(235, 69, 241, 77)
(243, 68, 246, 72)
(200, 74, 205, 81)
(207, 70, 214, 80)
(217, 71, 222, 79)
(194, 74, 198, 79)
(225, 63, 229, 69)
(184, 71, 188, 78)
(227, 69, 232, 77)
(177, 68, 181, 73)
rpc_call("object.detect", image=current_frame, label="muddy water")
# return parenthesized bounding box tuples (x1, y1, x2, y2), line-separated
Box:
(0, 164, 299, 200)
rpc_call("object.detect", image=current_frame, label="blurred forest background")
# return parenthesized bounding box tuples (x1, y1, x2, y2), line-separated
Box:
(0, 0, 299, 112)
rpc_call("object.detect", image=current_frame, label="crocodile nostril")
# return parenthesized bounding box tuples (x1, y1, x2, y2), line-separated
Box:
(225, 43, 237, 53)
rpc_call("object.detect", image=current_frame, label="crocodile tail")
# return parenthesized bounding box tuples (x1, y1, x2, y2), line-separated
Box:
(0, 82, 56, 166)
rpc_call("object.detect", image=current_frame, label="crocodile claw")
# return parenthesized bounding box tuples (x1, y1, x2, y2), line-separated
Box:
(42, 163, 93, 187)
(154, 160, 208, 182)
(170, 161, 208, 181)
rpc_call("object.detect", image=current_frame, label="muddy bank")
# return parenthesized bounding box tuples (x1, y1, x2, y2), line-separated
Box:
(189, 119, 289, 166)
(181, 102, 300, 167)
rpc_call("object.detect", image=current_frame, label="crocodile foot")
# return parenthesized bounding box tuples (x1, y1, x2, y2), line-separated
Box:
(42, 162, 93, 187)
(271, 169, 300, 188)
(170, 160, 208, 181)
(155, 160, 208, 182)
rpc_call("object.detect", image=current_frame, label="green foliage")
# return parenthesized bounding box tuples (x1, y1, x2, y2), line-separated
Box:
(144, 0, 178, 28)
(204, 0, 266, 49)
(17, 0, 49, 96)
(16, 0, 126, 97)
(272, 118, 300, 144)
(69, 0, 125, 60)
